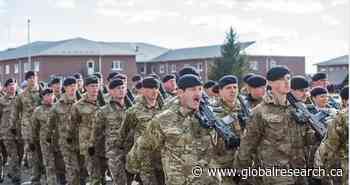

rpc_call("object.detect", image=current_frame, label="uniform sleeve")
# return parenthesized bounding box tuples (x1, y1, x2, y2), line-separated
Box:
(47, 107, 59, 142)
(31, 109, 40, 143)
(234, 108, 264, 168)
(12, 97, 22, 131)
(90, 109, 105, 148)
(70, 105, 81, 143)
(119, 110, 137, 149)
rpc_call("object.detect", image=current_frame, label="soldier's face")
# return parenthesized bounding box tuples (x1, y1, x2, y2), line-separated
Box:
(292, 88, 309, 102)
(64, 84, 77, 97)
(143, 88, 159, 102)
(85, 83, 99, 98)
(219, 83, 238, 103)
(269, 74, 291, 94)
(109, 85, 126, 100)
(43, 93, 55, 105)
(164, 79, 177, 92)
(51, 83, 61, 94)
(313, 80, 328, 88)
(27, 75, 38, 87)
(77, 79, 84, 89)
(249, 86, 266, 99)
(179, 86, 203, 111)
(313, 94, 328, 108)
(5, 83, 17, 95)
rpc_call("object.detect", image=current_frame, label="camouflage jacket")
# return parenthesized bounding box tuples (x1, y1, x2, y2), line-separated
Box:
(48, 93, 77, 151)
(91, 100, 127, 158)
(14, 86, 41, 140)
(0, 94, 19, 140)
(127, 102, 219, 185)
(235, 92, 316, 183)
(211, 98, 242, 167)
(317, 108, 348, 185)
(119, 96, 163, 148)
(245, 94, 262, 108)
(71, 96, 101, 156)
(32, 104, 52, 145)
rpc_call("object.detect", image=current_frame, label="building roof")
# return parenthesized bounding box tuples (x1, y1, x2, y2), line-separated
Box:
(148, 41, 255, 63)
(0, 37, 169, 62)
(315, 55, 349, 66)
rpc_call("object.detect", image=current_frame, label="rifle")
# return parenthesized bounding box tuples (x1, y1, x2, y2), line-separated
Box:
(97, 89, 106, 106)
(286, 92, 327, 139)
(195, 93, 240, 149)
(158, 84, 169, 107)
(237, 95, 252, 128)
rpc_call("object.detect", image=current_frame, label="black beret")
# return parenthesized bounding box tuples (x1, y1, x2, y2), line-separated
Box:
(73, 73, 83, 80)
(25, 71, 36, 80)
(135, 81, 143, 89)
(219, 75, 238, 88)
(109, 79, 124, 89)
(132, 75, 142, 82)
(63, 77, 77, 86)
(114, 74, 127, 80)
(266, 66, 290, 81)
(85, 76, 99, 86)
(49, 77, 61, 86)
(243, 73, 255, 83)
(246, 75, 267, 88)
(4, 78, 16, 87)
(149, 74, 160, 80)
(178, 74, 202, 90)
(204, 80, 217, 89)
(340, 86, 348, 100)
(93, 72, 102, 79)
(310, 87, 328, 97)
(312, 72, 327, 82)
(291, 76, 309, 90)
(162, 74, 176, 83)
(41, 88, 53, 96)
(107, 72, 119, 81)
(142, 77, 160, 89)
(178, 66, 199, 77)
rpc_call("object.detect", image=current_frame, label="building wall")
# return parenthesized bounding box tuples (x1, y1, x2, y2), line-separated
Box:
(0, 55, 137, 87)
(317, 64, 348, 84)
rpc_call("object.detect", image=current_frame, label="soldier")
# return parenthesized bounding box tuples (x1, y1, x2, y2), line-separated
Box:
(311, 72, 329, 88)
(32, 88, 56, 185)
(73, 73, 85, 95)
(310, 87, 338, 120)
(0, 79, 21, 185)
(211, 75, 242, 185)
(120, 77, 164, 185)
(48, 77, 62, 102)
(244, 74, 267, 108)
(131, 75, 142, 95)
(340, 86, 348, 109)
(71, 76, 103, 185)
(235, 66, 317, 185)
(240, 73, 255, 95)
(127, 74, 220, 185)
(14, 71, 42, 184)
(290, 76, 310, 103)
(48, 77, 79, 185)
(91, 79, 133, 185)
(162, 74, 177, 97)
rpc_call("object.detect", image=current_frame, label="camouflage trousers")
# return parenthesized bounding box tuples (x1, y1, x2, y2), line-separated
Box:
(2, 139, 21, 185)
(30, 141, 43, 185)
(79, 154, 107, 185)
(107, 153, 133, 185)
(61, 144, 80, 185)
(40, 139, 57, 185)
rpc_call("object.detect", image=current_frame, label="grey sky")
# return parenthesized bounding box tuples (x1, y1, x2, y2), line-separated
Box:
(0, 0, 348, 73)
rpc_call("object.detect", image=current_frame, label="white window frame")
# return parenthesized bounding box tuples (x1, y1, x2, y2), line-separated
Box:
(5, 65, 10, 74)
(249, 61, 258, 71)
(171, 64, 176, 73)
(159, 64, 165, 74)
(270, 59, 277, 68)
(34, 61, 40, 72)
(320, 67, 326, 72)
(112, 60, 122, 71)
(14, 63, 19, 74)
(24, 62, 30, 73)
(197, 63, 203, 72)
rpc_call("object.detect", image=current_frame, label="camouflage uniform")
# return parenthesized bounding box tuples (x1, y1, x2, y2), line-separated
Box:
(119, 96, 164, 185)
(235, 92, 317, 185)
(316, 108, 348, 185)
(32, 104, 56, 185)
(211, 99, 242, 185)
(127, 102, 220, 185)
(0, 94, 21, 184)
(48, 93, 79, 185)
(245, 94, 262, 108)
(71, 96, 103, 185)
(14, 86, 42, 185)
(91, 100, 133, 185)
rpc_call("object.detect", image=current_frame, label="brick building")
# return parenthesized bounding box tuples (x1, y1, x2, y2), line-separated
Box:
(315, 55, 349, 84)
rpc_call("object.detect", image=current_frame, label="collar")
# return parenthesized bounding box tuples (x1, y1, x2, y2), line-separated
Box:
(263, 92, 288, 107)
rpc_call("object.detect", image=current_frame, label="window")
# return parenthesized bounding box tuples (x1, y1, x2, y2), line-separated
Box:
(151, 66, 156, 73)
(159, 64, 165, 74)
(329, 67, 334, 72)
(320, 67, 326, 72)
(34, 61, 40, 72)
(171, 64, 176, 73)
(5, 65, 9, 74)
(14, 64, 19, 74)
(269, 59, 277, 68)
(87, 59, 95, 75)
(112, 60, 122, 71)
(24, 62, 30, 73)
(197, 63, 203, 72)
(250, 61, 258, 71)
(140, 66, 145, 74)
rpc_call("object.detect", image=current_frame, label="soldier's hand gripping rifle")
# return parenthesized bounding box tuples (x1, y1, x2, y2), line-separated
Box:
(237, 95, 252, 129)
(286, 92, 327, 139)
(195, 93, 240, 149)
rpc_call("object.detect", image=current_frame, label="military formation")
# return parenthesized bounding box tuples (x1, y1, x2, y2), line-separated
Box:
(0, 65, 347, 185)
